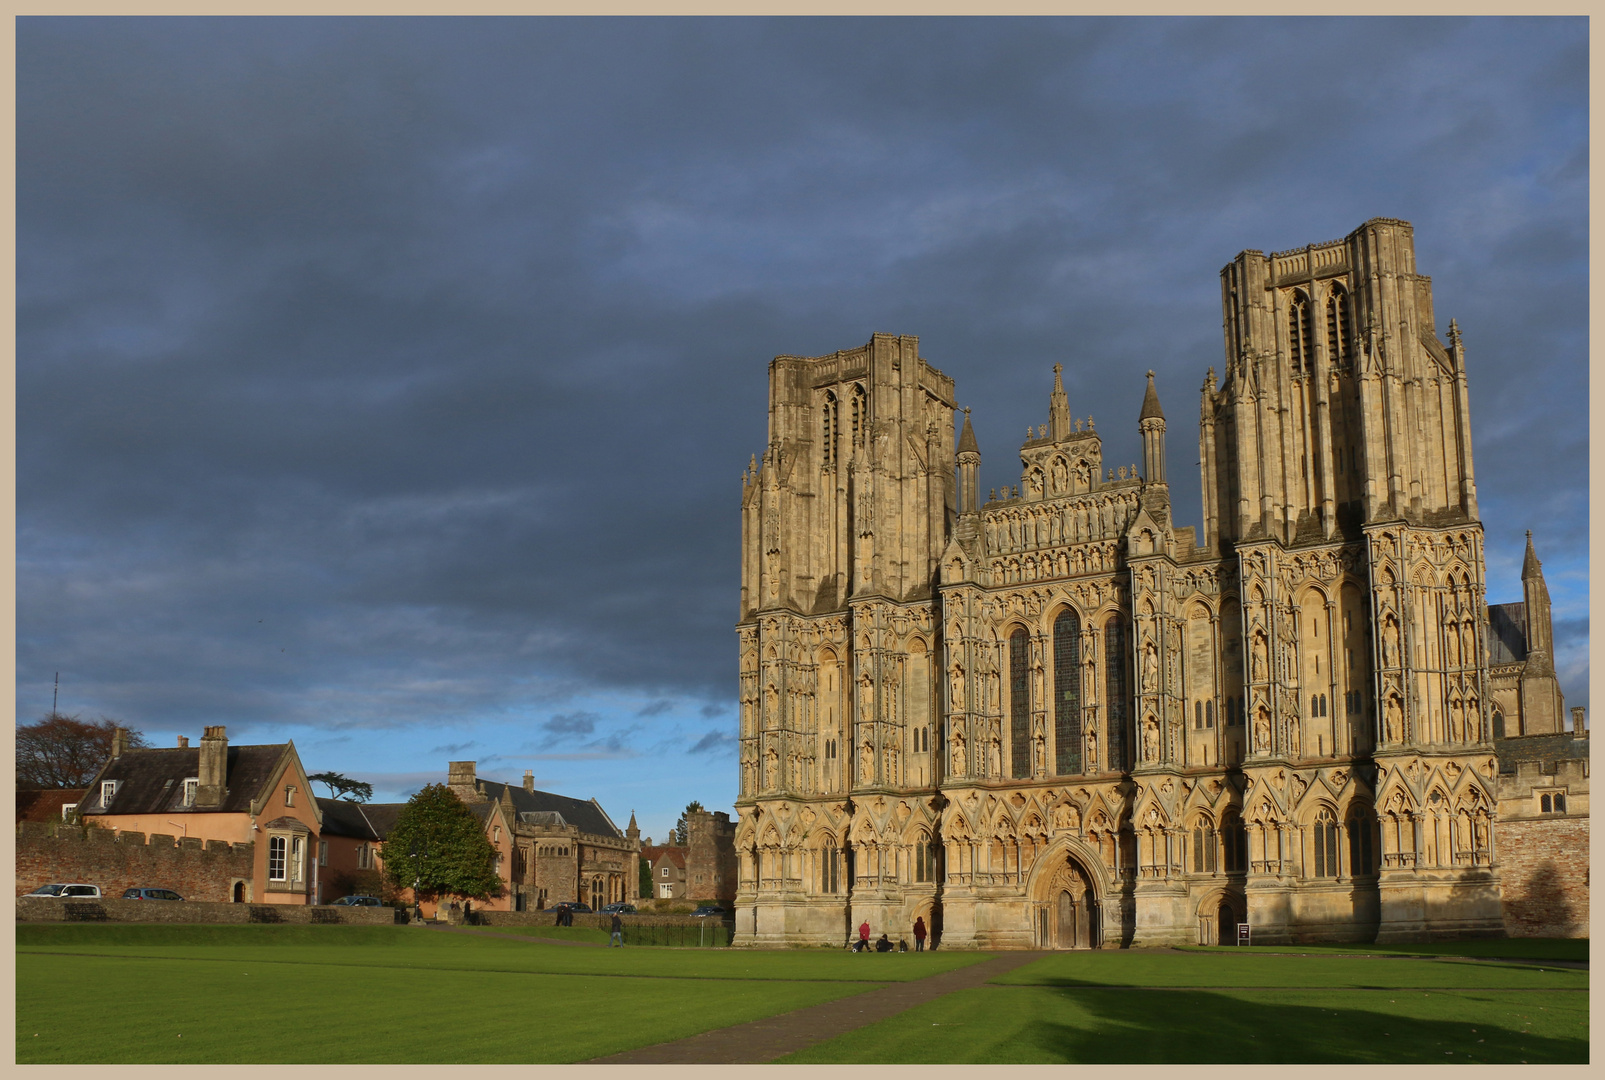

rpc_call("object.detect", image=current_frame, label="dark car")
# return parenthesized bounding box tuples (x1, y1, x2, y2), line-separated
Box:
(552, 901, 592, 914)
(329, 895, 383, 907)
(599, 902, 637, 915)
(692, 904, 727, 918)
(122, 887, 184, 901)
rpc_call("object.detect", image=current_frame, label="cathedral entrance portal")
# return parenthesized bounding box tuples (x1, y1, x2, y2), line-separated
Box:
(1036, 852, 1100, 950)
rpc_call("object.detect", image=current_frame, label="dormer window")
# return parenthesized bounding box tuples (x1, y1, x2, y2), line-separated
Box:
(181, 778, 199, 808)
(100, 780, 120, 807)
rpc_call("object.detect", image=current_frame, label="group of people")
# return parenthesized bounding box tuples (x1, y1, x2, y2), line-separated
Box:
(851, 916, 931, 953)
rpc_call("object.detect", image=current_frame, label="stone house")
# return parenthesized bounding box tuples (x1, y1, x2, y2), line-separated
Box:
(78, 725, 321, 904)
(643, 844, 688, 899)
(443, 761, 638, 911)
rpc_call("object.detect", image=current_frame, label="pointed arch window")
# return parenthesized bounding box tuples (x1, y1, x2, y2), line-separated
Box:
(1191, 820, 1217, 873)
(1326, 286, 1352, 369)
(1288, 291, 1314, 376)
(1347, 808, 1376, 875)
(1313, 809, 1341, 878)
(822, 390, 838, 466)
(1053, 611, 1082, 775)
(1009, 629, 1031, 779)
(850, 384, 867, 448)
(1220, 811, 1246, 872)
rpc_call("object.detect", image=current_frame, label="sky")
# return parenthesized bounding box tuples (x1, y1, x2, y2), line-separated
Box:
(18, 17, 1588, 845)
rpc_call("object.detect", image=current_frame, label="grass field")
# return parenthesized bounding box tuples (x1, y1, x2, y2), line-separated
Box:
(16, 924, 1587, 1064)
(782, 947, 1588, 1064)
(15, 924, 983, 1063)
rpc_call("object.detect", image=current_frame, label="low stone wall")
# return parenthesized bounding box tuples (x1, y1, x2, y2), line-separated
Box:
(16, 896, 406, 925)
(459, 908, 731, 933)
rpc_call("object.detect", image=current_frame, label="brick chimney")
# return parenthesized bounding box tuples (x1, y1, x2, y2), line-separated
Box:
(195, 726, 228, 809)
(177, 735, 190, 748)
(523, 770, 535, 793)
(110, 727, 128, 758)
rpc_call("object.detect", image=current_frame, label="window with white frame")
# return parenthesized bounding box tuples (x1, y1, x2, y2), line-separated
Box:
(100, 780, 119, 807)
(61, 803, 77, 821)
(318, 840, 328, 867)
(357, 844, 373, 870)
(290, 836, 305, 882)
(268, 836, 288, 880)
(181, 778, 199, 808)
(661, 866, 670, 877)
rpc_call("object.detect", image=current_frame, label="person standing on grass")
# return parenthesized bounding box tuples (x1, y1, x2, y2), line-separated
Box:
(610, 912, 624, 947)
(858, 919, 871, 952)
(913, 916, 927, 952)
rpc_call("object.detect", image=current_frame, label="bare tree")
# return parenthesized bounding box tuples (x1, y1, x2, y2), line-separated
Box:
(16, 713, 148, 789)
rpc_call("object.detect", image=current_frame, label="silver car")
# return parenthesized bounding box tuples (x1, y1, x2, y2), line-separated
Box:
(26, 883, 102, 898)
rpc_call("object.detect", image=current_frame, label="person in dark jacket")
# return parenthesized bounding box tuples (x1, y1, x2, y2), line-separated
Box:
(874, 933, 893, 953)
(913, 916, 928, 952)
(610, 912, 624, 947)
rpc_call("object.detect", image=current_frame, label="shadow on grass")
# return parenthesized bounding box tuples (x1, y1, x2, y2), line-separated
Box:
(1025, 986, 1585, 1064)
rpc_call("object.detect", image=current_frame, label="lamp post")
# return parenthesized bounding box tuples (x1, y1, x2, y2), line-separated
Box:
(409, 838, 428, 923)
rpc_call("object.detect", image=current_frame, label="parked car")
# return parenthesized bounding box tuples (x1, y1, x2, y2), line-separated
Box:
(551, 901, 592, 914)
(692, 904, 727, 918)
(122, 887, 184, 901)
(25, 884, 101, 899)
(329, 895, 383, 907)
(599, 902, 637, 915)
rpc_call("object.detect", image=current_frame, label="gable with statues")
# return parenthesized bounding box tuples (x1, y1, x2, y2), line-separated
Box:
(733, 219, 1579, 949)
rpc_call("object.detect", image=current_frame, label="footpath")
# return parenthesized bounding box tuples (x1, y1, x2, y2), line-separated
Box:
(586, 951, 1044, 1064)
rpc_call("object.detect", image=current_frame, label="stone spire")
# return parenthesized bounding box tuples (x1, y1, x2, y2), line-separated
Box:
(1522, 530, 1542, 580)
(1138, 370, 1166, 485)
(1139, 369, 1165, 422)
(1049, 363, 1071, 440)
(957, 407, 981, 513)
(626, 810, 640, 845)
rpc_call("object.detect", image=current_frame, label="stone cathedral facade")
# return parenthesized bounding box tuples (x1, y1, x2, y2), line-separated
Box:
(733, 218, 1567, 949)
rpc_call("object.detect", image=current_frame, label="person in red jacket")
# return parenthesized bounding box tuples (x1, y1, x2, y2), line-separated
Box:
(913, 916, 928, 952)
(856, 919, 871, 952)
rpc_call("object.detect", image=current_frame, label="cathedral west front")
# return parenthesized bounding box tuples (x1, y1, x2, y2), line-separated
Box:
(732, 218, 1579, 949)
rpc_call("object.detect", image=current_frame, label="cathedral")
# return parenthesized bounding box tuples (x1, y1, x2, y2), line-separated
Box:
(732, 218, 1580, 948)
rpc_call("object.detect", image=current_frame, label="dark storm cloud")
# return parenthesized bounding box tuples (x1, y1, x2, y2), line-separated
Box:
(541, 712, 599, 738)
(689, 730, 737, 756)
(18, 17, 1589, 757)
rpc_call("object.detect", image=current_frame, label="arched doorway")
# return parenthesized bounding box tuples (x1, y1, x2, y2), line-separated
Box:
(1198, 889, 1244, 945)
(1036, 853, 1100, 950)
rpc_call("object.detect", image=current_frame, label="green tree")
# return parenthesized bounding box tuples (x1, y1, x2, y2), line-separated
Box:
(308, 770, 374, 802)
(381, 784, 503, 903)
(673, 800, 706, 846)
(638, 852, 652, 899)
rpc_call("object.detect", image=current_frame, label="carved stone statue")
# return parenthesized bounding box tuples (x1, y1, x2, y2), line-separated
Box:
(1085, 725, 1098, 770)
(1286, 718, 1300, 757)
(949, 663, 966, 711)
(1251, 631, 1267, 683)
(1382, 616, 1400, 668)
(763, 747, 778, 789)
(988, 733, 1001, 776)
(1142, 717, 1159, 761)
(859, 741, 874, 783)
(1253, 707, 1270, 750)
(1384, 696, 1402, 742)
(1142, 640, 1159, 692)
(950, 731, 967, 775)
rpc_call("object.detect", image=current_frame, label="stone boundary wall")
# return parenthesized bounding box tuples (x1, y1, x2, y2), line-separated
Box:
(16, 896, 407, 925)
(1498, 816, 1589, 937)
(16, 821, 254, 903)
(461, 908, 733, 933)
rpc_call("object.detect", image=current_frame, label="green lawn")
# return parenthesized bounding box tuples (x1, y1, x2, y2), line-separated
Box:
(1176, 937, 1588, 963)
(15, 923, 983, 1064)
(779, 985, 1588, 1064)
(782, 948, 1587, 1064)
(16, 926, 1587, 1064)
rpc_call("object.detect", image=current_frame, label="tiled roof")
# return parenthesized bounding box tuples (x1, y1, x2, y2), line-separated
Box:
(473, 779, 621, 838)
(1495, 732, 1590, 774)
(85, 745, 290, 816)
(643, 844, 687, 869)
(317, 798, 407, 841)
